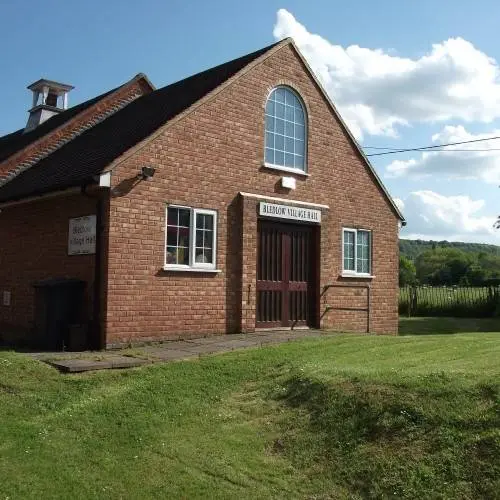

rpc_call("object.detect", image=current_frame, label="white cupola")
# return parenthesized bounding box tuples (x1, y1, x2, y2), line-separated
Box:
(25, 79, 74, 132)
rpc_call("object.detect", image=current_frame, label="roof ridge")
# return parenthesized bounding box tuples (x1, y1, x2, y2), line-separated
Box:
(0, 73, 154, 164)
(150, 39, 285, 96)
(0, 90, 143, 187)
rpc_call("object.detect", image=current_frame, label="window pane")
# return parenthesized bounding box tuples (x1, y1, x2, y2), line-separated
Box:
(295, 139, 305, 156)
(178, 208, 190, 227)
(275, 88, 285, 103)
(166, 247, 176, 264)
(193, 212, 215, 266)
(358, 231, 369, 245)
(343, 231, 355, 271)
(194, 237, 214, 264)
(294, 155, 304, 169)
(204, 214, 214, 230)
(285, 137, 294, 153)
(285, 106, 294, 121)
(265, 148, 274, 163)
(266, 100, 275, 115)
(196, 213, 204, 229)
(204, 249, 213, 264)
(195, 230, 203, 247)
(265, 132, 274, 149)
(275, 118, 285, 135)
(166, 207, 191, 265)
(295, 107, 304, 124)
(275, 150, 285, 165)
(177, 247, 189, 265)
(265, 115, 274, 132)
(275, 134, 284, 151)
(204, 230, 213, 248)
(178, 226, 190, 247)
(167, 227, 177, 246)
(356, 231, 370, 274)
(167, 207, 178, 226)
(295, 124, 305, 140)
(285, 90, 296, 106)
(276, 102, 285, 118)
(195, 250, 207, 264)
(285, 153, 294, 168)
(285, 121, 294, 137)
(360, 259, 369, 274)
(196, 213, 213, 230)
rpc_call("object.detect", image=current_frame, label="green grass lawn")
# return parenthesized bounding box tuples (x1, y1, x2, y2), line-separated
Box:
(1, 332, 499, 499)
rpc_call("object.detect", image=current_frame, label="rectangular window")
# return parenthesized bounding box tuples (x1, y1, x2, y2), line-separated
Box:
(165, 205, 217, 270)
(342, 228, 372, 275)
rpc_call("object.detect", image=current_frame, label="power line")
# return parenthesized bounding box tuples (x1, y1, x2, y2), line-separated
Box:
(363, 146, 407, 150)
(365, 146, 500, 152)
(379, 148, 500, 153)
(363, 135, 500, 157)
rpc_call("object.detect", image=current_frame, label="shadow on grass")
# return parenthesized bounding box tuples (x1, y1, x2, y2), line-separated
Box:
(269, 372, 500, 499)
(399, 316, 500, 335)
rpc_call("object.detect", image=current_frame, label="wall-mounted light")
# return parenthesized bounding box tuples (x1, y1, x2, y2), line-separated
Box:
(281, 176, 296, 190)
(138, 166, 156, 181)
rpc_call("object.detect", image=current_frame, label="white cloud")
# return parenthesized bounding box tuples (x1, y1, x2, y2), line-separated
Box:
(393, 197, 405, 212)
(273, 9, 500, 139)
(386, 125, 500, 183)
(399, 190, 499, 243)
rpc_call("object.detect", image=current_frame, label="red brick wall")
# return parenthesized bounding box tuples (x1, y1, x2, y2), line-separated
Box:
(0, 193, 97, 343)
(105, 43, 399, 345)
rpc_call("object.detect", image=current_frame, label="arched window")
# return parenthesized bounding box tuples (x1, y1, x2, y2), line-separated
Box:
(265, 87, 307, 171)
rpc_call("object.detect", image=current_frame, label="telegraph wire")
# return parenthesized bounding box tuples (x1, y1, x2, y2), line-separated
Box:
(362, 135, 500, 156)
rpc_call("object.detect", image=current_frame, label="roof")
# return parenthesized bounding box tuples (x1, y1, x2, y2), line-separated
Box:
(0, 38, 404, 222)
(0, 41, 281, 203)
(0, 86, 117, 163)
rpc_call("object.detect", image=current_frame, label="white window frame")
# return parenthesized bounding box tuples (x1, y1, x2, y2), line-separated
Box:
(164, 205, 217, 271)
(342, 228, 373, 277)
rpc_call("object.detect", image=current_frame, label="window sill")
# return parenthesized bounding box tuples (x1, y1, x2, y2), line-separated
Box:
(163, 267, 222, 273)
(262, 163, 310, 177)
(340, 273, 375, 279)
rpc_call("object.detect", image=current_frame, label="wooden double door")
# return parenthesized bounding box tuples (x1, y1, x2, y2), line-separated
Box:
(256, 221, 318, 328)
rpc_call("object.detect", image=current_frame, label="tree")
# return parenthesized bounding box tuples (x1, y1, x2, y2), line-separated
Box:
(415, 248, 472, 285)
(399, 255, 417, 286)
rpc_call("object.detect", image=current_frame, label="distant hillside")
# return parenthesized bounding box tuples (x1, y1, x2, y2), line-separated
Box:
(399, 239, 500, 260)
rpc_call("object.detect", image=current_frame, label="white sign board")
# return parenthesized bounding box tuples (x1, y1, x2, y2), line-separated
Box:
(259, 202, 321, 223)
(68, 215, 96, 255)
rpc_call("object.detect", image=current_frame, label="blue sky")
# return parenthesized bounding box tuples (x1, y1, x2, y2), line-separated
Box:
(2, 0, 500, 244)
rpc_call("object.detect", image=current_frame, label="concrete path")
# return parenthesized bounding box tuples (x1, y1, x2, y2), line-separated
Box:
(28, 329, 335, 373)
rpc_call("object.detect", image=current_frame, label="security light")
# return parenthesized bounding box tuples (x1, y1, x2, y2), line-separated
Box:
(139, 166, 156, 180)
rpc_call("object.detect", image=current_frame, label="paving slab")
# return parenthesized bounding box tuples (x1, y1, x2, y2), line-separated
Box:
(48, 359, 114, 373)
(143, 341, 201, 352)
(141, 348, 200, 361)
(32, 329, 338, 373)
(109, 356, 151, 369)
(209, 339, 262, 349)
(182, 336, 233, 345)
(173, 343, 232, 355)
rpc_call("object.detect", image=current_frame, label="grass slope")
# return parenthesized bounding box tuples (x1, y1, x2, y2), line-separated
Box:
(1, 333, 499, 499)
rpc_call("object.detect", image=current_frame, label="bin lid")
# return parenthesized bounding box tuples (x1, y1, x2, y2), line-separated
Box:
(33, 278, 86, 289)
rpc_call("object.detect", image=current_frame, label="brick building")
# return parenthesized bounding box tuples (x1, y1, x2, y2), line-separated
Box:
(0, 38, 405, 350)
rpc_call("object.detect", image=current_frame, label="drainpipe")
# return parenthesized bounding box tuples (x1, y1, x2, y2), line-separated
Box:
(81, 183, 106, 350)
